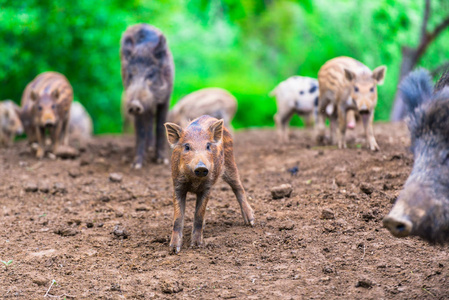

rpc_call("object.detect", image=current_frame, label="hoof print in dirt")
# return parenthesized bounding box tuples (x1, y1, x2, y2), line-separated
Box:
(359, 183, 374, 195)
(356, 277, 374, 288)
(54, 227, 79, 237)
(321, 208, 335, 220)
(112, 225, 129, 239)
(109, 172, 123, 183)
(160, 279, 183, 294)
(24, 182, 38, 193)
(271, 184, 293, 199)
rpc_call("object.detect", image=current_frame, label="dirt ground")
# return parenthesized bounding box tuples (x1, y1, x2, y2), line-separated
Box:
(1, 122, 448, 299)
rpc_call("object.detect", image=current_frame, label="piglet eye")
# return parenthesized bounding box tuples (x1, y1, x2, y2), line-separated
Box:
(354, 86, 359, 92)
(206, 143, 211, 151)
(51, 104, 56, 109)
(184, 144, 190, 151)
(370, 87, 375, 92)
(38, 106, 43, 111)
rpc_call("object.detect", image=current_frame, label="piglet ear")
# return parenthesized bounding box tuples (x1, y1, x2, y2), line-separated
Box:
(165, 122, 183, 147)
(373, 65, 387, 85)
(30, 91, 38, 102)
(344, 68, 356, 82)
(51, 89, 59, 99)
(210, 119, 224, 143)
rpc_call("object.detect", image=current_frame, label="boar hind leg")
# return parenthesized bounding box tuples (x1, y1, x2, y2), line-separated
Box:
(132, 115, 146, 169)
(275, 109, 293, 143)
(222, 158, 255, 226)
(336, 107, 347, 149)
(170, 190, 187, 254)
(191, 190, 211, 248)
(61, 117, 70, 146)
(35, 126, 46, 158)
(144, 113, 154, 152)
(363, 112, 379, 151)
(155, 102, 169, 164)
(50, 121, 64, 153)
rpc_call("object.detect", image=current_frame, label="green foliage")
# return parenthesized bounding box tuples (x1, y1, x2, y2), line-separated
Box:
(0, 0, 448, 133)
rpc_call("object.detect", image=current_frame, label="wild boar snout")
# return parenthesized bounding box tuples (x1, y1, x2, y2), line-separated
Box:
(384, 183, 433, 238)
(127, 99, 144, 115)
(194, 161, 209, 177)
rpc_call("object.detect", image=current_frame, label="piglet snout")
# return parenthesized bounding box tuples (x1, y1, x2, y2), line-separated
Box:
(194, 161, 209, 177)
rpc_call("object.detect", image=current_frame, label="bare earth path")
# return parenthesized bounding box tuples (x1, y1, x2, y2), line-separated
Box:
(1, 122, 448, 299)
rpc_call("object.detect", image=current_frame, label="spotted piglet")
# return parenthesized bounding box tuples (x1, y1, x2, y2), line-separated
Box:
(270, 76, 319, 143)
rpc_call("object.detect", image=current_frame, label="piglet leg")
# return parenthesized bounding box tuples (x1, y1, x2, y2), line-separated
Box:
(191, 190, 211, 248)
(170, 190, 186, 254)
(222, 156, 255, 226)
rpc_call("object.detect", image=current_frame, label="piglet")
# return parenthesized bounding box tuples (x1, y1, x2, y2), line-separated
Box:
(165, 115, 255, 254)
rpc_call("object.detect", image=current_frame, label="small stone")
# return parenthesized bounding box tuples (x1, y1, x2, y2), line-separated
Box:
(356, 277, 374, 288)
(86, 221, 94, 228)
(55, 145, 79, 159)
(39, 182, 50, 193)
(360, 183, 374, 195)
(160, 279, 183, 294)
(24, 182, 38, 192)
(68, 168, 81, 178)
(80, 158, 90, 166)
(321, 208, 335, 220)
(278, 222, 295, 231)
(32, 276, 48, 286)
(112, 225, 129, 239)
(109, 173, 123, 183)
(53, 182, 67, 194)
(54, 227, 79, 237)
(99, 195, 110, 202)
(271, 184, 293, 199)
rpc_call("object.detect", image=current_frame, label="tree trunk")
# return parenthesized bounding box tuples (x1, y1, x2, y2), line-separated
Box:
(390, 47, 419, 121)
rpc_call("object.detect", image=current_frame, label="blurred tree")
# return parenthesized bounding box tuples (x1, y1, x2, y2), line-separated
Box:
(390, 0, 449, 121)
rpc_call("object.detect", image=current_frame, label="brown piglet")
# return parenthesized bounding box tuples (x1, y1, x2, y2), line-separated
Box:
(20, 72, 73, 158)
(165, 115, 255, 254)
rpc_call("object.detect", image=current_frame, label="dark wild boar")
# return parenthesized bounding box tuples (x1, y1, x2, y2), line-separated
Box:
(168, 87, 237, 129)
(165, 115, 255, 254)
(316, 56, 386, 150)
(383, 69, 449, 244)
(20, 72, 73, 158)
(120, 24, 174, 169)
(0, 100, 23, 147)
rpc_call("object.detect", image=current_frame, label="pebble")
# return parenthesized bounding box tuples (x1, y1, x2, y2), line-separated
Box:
(160, 279, 183, 294)
(53, 182, 67, 194)
(360, 183, 374, 195)
(112, 225, 129, 239)
(321, 208, 335, 220)
(109, 173, 123, 183)
(39, 182, 50, 193)
(356, 277, 374, 288)
(24, 182, 38, 192)
(271, 184, 293, 199)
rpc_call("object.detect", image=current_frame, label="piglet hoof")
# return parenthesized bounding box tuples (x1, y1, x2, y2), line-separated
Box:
(131, 162, 143, 169)
(370, 142, 380, 152)
(169, 245, 181, 255)
(36, 148, 45, 159)
(190, 235, 203, 248)
(155, 157, 169, 165)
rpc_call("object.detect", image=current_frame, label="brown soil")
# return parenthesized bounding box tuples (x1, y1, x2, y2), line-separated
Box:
(1, 123, 448, 299)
